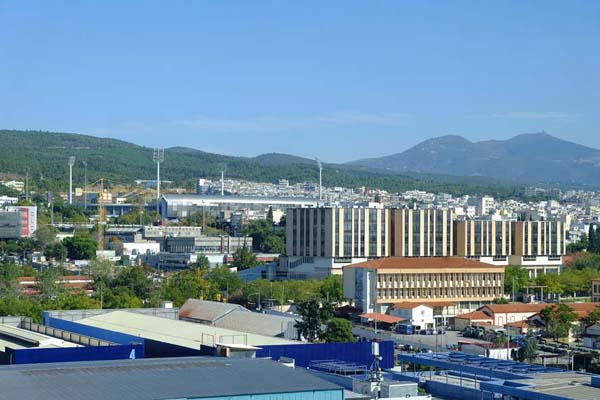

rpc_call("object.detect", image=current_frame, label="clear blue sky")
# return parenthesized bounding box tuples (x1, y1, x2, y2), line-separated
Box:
(1, 1, 599, 162)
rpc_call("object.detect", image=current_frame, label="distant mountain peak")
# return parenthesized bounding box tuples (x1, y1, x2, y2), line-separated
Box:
(349, 132, 600, 187)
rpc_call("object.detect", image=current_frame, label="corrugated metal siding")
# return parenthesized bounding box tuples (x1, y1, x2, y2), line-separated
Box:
(4, 343, 143, 365)
(256, 341, 394, 369)
(45, 316, 144, 346)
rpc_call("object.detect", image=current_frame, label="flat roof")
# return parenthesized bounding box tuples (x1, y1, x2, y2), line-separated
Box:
(515, 373, 600, 400)
(0, 324, 80, 350)
(162, 194, 319, 205)
(77, 311, 299, 348)
(0, 357, 341, 400)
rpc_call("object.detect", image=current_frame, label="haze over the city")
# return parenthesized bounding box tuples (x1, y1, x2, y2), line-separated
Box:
(1, 1, 599, 161)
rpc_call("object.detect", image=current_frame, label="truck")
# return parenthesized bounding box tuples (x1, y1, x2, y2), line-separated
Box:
(395, 324, 414, 335)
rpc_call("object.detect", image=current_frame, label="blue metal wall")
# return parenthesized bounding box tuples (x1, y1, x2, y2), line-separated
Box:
(144, 338, 210, 358)
(256, 341, 394, 369)
(44, 315, 144, 346)
(2, 344, 143, 365)
(200, 389, 343, 400)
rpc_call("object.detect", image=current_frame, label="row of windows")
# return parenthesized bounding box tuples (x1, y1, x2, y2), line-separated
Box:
(377, 285, 502, 299)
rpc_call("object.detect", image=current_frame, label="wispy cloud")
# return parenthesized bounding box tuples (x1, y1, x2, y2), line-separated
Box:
(478, 112, 575, 120)
(169, 111, 411, 133)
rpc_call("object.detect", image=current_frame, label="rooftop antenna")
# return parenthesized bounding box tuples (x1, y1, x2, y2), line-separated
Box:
(68, 156, 75, 205)
(315, 157, 322, 201)
(153, 148, 164, 214)
(369, 341, 383, 383)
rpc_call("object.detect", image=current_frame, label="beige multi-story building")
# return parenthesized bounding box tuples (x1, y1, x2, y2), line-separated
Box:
(454, 220, 511, 263)
(280, 207, 565, 280)
(389, 208, 453, 257)
(285, 207, 390, 258)
(510, 220, 566, 277)
(280, 207, 390, 279)
(511, 221, 566, 257)
(343, 257, 505, 315)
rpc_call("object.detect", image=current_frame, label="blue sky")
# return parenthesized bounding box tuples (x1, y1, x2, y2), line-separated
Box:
(1, 1, 599, 162)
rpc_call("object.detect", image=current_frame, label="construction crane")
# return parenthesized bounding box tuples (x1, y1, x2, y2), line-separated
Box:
(81, 178, 106, 250)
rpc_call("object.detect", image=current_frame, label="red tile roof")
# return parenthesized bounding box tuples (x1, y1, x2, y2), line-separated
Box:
(454, 310, 492, 321)
(358, 313, 405, 324)
(348, 257, 502, 270)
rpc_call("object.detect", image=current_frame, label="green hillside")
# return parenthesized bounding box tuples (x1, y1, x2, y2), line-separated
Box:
(0, 129, 523, 197)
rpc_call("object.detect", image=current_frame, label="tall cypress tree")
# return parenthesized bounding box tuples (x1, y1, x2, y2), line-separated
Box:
(589, 224, 597, 254)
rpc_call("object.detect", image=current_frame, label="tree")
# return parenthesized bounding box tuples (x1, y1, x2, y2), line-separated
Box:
(266, 207, 274, 225)
(540, 304, 578, 341)
(37, 267, 62, 299)
(44, 242, 67, 264)
(493, 297, 509, 304)
(322, 318, 356, 343)
(113, 265, 149, 299)
(504, 266, 530, 298)
(320, 275, 343, 304)
(535, 273, 563, 295)
(513, 336, 538, 363)
(205, 265, 242, 297)
(583, 306, 600, 326)
(63, 232, 97, 260)
(34, 225, 58, 248)
(231, 246, 260, 271)
(192, 254, 210, 271)
(294, 299, 334, 342)
(589, 225, 598, 254)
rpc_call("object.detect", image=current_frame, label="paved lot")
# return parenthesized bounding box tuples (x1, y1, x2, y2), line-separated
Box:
(353, 326, 489, 351)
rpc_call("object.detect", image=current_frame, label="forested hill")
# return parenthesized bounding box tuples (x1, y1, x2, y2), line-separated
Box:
(0, 129, 522, 197)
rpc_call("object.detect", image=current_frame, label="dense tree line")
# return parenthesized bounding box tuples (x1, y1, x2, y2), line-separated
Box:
(505, 252, 600, 299)
(1, 129, 529, 198)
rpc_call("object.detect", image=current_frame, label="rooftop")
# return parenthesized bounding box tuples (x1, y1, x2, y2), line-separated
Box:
(76, 310, 299, 347)
(358, 313, 404, 324)
(161, 194, 319, 205)
(179, 299, 247, 323)
(348, 257, 503, 270)
(0, 357, 341, 400)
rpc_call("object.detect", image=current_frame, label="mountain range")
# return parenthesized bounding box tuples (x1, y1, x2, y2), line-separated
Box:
(0, 130, 517, 197)
(0, 130, 597, 198)
(350, 132, 600, 187)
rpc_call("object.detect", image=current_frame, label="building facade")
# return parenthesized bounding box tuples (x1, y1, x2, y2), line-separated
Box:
(282, 207, 565, 280)
(510, 220, 566, 277)
(389, 208, 454, 257)
(343, 257, 505, 315)
(454, 220, 511, 264)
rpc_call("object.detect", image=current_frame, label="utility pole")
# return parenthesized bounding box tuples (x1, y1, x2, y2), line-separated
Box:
(68, 156, 75, 205)
(153, 148, 164, 215)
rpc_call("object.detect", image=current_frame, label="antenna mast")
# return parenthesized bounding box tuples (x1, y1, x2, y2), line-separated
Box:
(153, 148, 164, 214)
(68, 156, 76, 205)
